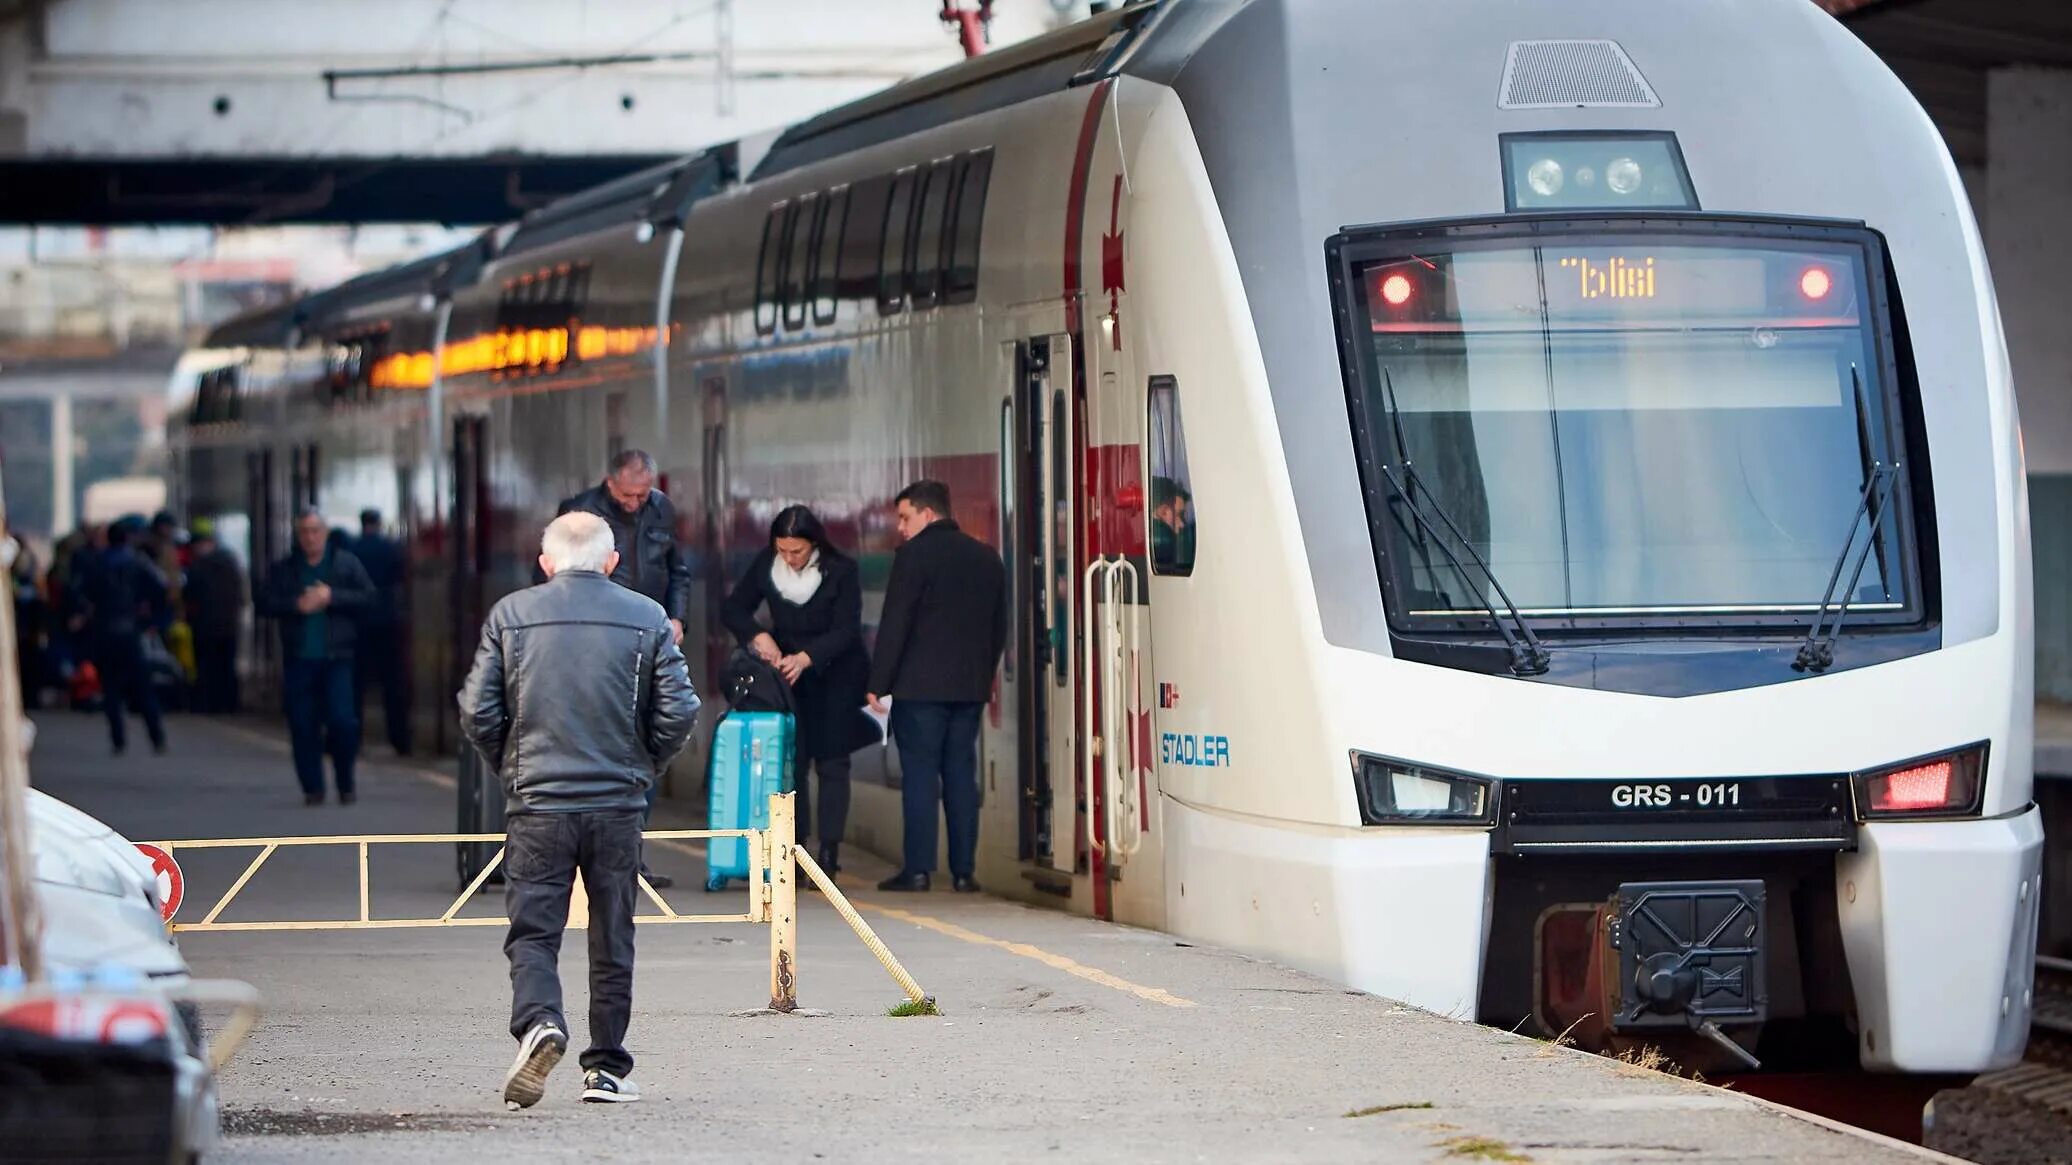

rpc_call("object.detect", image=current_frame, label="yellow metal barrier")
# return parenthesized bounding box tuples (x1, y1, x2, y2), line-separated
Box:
(151, 793, 928, 1014)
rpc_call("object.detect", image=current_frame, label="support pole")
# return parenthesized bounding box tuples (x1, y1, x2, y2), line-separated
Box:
(0, 506, 42, 981)
(768, 792, 797, 1012)
(794, 849, 929, 1006)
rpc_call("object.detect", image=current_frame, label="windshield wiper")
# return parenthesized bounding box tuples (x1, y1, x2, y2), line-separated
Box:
(1792, 462, 1897, 674)
(1376, 369, 1551, 676)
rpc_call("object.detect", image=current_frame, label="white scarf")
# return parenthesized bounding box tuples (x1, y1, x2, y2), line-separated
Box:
(770, 549, 823, 605)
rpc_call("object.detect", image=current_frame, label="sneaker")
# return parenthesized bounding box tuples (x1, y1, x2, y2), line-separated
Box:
(581, 1069, 642, 1103)
(502, 1022, 567, 1110)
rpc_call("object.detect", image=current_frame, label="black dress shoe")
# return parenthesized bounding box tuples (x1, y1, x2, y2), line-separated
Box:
(304, 792, 324, 806)
(641, 867, 674, 889)
(338, 791, 357, 806)
(952, 876, 981, 894)
(876, 871, 930, 892)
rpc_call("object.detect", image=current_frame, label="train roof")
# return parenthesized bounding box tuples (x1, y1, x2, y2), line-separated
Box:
(200, 300, 300, 350)
(298, 234, 495, 330)
(749, 0, 1165, 181)
(497, 146, 736, 260)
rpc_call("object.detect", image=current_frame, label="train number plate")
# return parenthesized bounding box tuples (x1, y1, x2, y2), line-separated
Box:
(1495, 776, 1853, 853)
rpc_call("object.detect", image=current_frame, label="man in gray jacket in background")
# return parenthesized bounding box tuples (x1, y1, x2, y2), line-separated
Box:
(459, 511, 699, 1111)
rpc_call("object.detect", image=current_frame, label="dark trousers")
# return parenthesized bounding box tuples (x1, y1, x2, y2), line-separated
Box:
(353, 623, 411, 755)
(890, 700, 983, 877)
(93, 636, 165, 753)
(795, 753, 853, 849)
(194, 634, 240, 714)
(283, 657, 359, 798)
(503, 808, 641, 1076)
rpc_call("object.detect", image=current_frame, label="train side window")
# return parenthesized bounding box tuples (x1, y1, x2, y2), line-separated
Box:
(811, 185, 848, 326)
(907, 158, 953, 310)
(877, 167, 917, 315)
(781, 192, 815, 331)
(946, 149, 992, 304)
(1147, 376, 1197, 577)
(839, 174, 889, 303)
(754, 202, 786, 336)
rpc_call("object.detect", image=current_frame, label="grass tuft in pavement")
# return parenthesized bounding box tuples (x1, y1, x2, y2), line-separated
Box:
(1438, 1136, 1529, 1162)
(1344, 1102, 1435, 1118)
(886, 997, 942, 1017)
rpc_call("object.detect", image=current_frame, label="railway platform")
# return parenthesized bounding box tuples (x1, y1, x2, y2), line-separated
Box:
(27, 711, 1956, 1164)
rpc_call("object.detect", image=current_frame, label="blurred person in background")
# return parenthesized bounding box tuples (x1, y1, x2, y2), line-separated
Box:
(73, 519, 170, 756)
(351, 508, 411, 756)
(184, 518, 248, 714)
(258, 508, 376, 805)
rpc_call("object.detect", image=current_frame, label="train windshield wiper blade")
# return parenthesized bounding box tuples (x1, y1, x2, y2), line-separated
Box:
(1792, 462, 1897, 674)
(1375, 369, 1550, 677)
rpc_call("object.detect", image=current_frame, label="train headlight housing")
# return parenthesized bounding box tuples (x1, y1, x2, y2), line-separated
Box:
(1852, 743, 1987, 819)
(1352, 753, 1496, 826)
(1500, 132, 1697, 212)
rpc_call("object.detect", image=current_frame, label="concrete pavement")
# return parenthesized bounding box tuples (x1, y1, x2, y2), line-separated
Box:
(27, 710, 1948, 1164)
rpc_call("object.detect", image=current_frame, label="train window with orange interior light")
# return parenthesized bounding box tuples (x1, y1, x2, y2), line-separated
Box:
(1146, 376, 1196, 577)
(812, 185, 848, 326)
(754, 202, 786, 335)
(782, 192, 816, 331)
(945, 149, 992, 304)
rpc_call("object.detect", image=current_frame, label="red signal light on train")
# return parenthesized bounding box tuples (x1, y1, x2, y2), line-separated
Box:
(1869, 760, 1950, 812)
(1799, 266, 1833, 301)
(1379, 273, 1414, 307)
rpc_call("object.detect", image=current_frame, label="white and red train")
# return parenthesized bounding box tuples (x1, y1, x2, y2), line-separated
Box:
(171, 0, 2042, 1077)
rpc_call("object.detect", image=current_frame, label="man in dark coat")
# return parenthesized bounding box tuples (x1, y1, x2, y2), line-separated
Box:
(866, 481, 1008, 893)
(257, 508, 377, 805)
(351, 507, 412, 756)
(460, 511, 699, 1110)
(73, 520, 170, 755)
(183, 518, 248, 714)
(545, 449, 693, 886)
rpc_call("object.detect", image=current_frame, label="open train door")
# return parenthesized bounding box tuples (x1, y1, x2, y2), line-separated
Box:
(1009, 335, 1086, 902)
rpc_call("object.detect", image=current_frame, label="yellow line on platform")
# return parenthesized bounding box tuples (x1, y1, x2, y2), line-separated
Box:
(854, 902, 1197, 1009)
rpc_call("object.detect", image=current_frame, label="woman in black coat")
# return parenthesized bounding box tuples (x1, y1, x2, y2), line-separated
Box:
(722, 505, 879, 876)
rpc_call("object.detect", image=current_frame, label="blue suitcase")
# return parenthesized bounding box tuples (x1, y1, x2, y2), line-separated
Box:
(704, 710, 797, 891)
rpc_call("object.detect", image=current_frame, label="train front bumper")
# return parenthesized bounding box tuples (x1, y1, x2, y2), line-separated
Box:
(1837, 805, 2044, 1072)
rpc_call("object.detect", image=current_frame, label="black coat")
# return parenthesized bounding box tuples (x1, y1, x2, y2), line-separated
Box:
(866, 519, 1008, 704)
(255, 548, 378, 661)
(183, 547, 247, 640)
(723, 548, 879, 761)
(540, 483, 693, 621)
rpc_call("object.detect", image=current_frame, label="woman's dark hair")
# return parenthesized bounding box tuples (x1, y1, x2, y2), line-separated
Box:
(769, 504, 841, 560)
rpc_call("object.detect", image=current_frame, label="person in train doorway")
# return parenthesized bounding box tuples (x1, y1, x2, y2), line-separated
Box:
(258, 508, 377, 806)
(867, 481, 1008, 893)
(460, 511, 699, 1110)
(350, 508, 412, 757)
(721, 504, 878, 882)
(182, 518, 247, 715)
(72, 518, 170, 756)
(1149, 476, 1196, 571)
(545, 449, 693, 888)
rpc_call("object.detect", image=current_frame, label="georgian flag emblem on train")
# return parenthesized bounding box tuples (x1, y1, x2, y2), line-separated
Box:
(1158, 683, 1178, 709)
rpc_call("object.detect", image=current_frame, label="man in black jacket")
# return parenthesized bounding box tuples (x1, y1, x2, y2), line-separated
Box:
(183, 518, 247, 714)
(460, 512, 699, 1111)
(867, 481, 1007, 893)
(546, 449, 694, 886)
(74, 519, 170, 755)
(257, 509, 377, 805)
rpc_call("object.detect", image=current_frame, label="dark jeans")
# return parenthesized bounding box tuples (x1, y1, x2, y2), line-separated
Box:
(194, 633, 240, 714)
(353, 623, 411, 755)
(890, 700, 982, 877)
(503, 808, 641, 1076)
(795, 753, 853, 849)
(283, 657, 358, 798)
(93, 636, 165, 753)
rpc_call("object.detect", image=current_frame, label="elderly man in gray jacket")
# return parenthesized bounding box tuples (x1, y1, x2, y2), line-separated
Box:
(459, 511, 699, 1111)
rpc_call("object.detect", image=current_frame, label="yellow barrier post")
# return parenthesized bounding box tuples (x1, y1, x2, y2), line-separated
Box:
(793, 848, 931, 1007)
(768, 792, 798, 1012)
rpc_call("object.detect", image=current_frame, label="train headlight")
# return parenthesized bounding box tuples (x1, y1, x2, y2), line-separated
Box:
(1853, 743, 1987, 819)
(1500, 132, 1697, 212)
(1352, 753, 1496, 826)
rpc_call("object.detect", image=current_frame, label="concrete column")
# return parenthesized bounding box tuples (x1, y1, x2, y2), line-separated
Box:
(1986, 67, 2072, 699)
(49, 394, 74, 537)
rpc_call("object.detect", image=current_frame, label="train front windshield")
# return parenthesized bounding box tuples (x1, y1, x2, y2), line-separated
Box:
(1342, 227, 1920, 629)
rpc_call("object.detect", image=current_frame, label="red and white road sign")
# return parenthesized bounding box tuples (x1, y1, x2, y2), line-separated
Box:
(134, 843, 182, 922)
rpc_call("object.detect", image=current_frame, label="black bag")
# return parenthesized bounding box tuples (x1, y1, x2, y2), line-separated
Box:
(455, 745, 507, 892)
(720, 647, 796, 716)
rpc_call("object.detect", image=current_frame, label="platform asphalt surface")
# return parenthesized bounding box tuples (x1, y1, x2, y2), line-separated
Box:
(28, 710, 1949, 1164)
